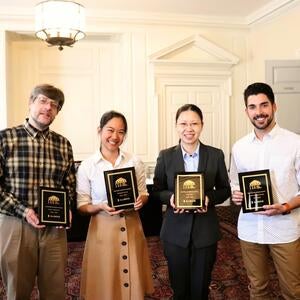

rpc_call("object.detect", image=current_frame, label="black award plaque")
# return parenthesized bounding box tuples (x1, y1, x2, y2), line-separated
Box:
(238, 169, 273, 213)
(174, 172, 205, 209)
(104, 167, 138, 210)
(38, 187, 69, 226)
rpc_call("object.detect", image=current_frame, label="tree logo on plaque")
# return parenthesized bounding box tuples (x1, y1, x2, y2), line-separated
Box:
(48, 195, 60, 205)
(183, 180, 196, 190)
(115, 177, 127, 188)
(249, 180, 261, 190)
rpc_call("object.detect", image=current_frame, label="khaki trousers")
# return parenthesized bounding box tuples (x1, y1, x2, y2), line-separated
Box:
(240, 239, 300, 300)
(0, 214, 67, 300)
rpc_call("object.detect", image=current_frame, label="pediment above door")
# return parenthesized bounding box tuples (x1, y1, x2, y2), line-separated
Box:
(150, 34, 239, 70)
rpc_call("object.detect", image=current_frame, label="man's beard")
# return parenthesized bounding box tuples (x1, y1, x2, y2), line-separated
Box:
(251, 113, 274, 130)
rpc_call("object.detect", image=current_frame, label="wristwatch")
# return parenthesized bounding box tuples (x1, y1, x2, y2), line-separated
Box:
(282, 203, 291, 215)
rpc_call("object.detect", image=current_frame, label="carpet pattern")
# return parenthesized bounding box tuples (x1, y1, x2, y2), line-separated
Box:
(0, 206, 283, 299)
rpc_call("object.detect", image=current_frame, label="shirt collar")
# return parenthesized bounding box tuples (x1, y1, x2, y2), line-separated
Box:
(181, 142, 200, 158)
(249, 123, 280, 142)
(93, 148, 126, 165)
(23, 118, 49, 139)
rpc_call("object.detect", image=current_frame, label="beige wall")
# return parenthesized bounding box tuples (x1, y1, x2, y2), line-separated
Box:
(248, 5, 300, 82)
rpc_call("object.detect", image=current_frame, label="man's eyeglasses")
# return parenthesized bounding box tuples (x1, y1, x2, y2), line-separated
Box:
(35, 96, 60, 110)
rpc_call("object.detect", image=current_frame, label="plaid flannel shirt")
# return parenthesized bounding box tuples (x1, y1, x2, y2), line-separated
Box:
(0, 119, 76, 219)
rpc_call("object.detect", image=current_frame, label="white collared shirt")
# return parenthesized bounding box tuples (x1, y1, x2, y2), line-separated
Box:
(76, 150, 147, 208)
(230, 124, 300, 244)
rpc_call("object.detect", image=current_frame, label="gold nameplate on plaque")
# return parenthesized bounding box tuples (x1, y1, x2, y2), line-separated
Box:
(174, 172, 205, 209)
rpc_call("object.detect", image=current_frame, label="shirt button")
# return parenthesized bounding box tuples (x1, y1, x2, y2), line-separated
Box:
(120, 227, 125, 232)
(123, 269, 128, 273)
(124, 283, 129, 287)
(121, 241, 127, 246)
(122, 255, 127, 260)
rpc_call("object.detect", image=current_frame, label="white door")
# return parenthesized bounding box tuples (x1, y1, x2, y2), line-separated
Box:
(276, 93, 300, 134)
(266, 60, 300, 134)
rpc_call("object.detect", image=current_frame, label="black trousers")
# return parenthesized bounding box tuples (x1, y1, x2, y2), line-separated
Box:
(163, 240, 217, 300)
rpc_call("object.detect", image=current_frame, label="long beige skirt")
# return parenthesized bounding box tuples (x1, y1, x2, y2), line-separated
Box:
(80, 210, 154, 300)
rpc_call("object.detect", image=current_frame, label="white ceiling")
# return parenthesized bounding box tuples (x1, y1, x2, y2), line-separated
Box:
(0, 0, 298, 25)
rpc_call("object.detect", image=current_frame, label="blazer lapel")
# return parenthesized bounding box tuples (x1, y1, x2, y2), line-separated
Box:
(198, 142, 208, 173)
(173, 144, 185, 173)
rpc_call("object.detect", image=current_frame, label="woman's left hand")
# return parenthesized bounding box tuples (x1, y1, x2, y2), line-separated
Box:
(134, 195, 148, 211)
(194, 196, 209, 214)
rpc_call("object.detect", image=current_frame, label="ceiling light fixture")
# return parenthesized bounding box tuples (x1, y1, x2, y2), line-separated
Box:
(35, 0, 86, 51)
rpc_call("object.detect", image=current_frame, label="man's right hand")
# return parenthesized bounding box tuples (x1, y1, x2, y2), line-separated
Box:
(231, 190, 244, 205)
(25, 208, 45, 229)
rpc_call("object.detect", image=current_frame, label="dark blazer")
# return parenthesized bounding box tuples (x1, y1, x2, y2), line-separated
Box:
(153, 143, 231, 248)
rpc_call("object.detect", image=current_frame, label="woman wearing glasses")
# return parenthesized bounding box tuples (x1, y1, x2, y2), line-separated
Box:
(153, 104, 231, 300)
(76, 110, 153, 300)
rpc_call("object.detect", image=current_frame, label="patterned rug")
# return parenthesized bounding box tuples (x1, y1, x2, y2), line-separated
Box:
(0, 206, 282, 299)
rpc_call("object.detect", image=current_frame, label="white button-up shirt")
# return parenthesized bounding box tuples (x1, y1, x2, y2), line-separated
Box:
(76, 150, 147, 208)
(230, 125, 300, 244)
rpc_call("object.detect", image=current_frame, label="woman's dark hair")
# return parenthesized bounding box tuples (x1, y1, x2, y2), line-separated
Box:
(30, 84, 65, 110)
(175, 104, 203, 123)
(99, 110, 128, 133)
(244, 82, 275, 106)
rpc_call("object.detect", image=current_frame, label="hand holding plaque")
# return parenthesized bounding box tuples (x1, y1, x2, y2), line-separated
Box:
(174, 172, 205, 209)
(104, 167, 138, 210)
(38, 187, 69, 226)
(238, 169, 273, 213)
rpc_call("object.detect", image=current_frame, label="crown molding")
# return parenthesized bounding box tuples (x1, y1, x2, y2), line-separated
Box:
(0, 0, 299, 30)
(246, 0, 300, 25)
(86, 10, 247, 28)
(0, 7, 246, 29)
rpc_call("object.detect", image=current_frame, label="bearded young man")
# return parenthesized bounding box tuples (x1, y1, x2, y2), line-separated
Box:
(0, 84, 76, 300)
(230, 82, 300, 300)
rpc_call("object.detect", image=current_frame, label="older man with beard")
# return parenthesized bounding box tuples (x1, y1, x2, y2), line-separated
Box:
(230, 82, 300, 300)
(0, 84, 76, 300)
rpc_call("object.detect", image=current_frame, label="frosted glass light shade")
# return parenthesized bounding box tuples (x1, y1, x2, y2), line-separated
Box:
(35, 0, 85, 50)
